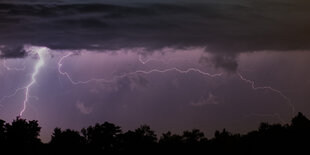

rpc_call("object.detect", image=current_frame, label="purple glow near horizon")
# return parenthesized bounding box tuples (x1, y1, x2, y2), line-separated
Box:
(1, 46, 309, 142)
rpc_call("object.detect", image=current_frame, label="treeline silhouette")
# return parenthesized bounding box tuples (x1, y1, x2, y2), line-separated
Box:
(0, 112, 310, 154)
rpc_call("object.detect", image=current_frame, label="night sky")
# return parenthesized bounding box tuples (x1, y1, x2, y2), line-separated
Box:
(1, 0, 310, 142)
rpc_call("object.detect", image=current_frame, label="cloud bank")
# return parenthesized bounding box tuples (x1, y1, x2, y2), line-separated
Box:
(0, 0, 309, 70)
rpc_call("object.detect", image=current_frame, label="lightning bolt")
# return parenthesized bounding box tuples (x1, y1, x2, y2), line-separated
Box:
(0, 45, 297, 127)
(19, 47, 47, 116)
(0, 47, 47, 116)
(238, 73, 295, 117)
(58, 53, 78, 84)
(0, 48, 290, 120)
(58, 52, 222, 85)
(137, 55, 294, 120)
(58, 52, 295, 121)
(137, 53, 295, 120)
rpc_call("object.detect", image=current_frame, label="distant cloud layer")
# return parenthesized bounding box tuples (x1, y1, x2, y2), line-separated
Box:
(1, 0, 310, 71)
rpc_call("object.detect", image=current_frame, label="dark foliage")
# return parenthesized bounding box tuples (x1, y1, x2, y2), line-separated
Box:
(49, 128, 86, 154)
(81, 122, 121, 154)
(0, 117, 42, 154)
(0, 112, 310, 154)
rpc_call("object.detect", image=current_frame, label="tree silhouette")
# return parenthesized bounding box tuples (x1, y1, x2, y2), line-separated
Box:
(0, 112, 310, 154)
(81, 122, 121, 153)
(134, 125, 157, 144)
(50, 128, 86, 154)
(4, 117, 41, 154)
(289, 112, 310, 154)
(182, 129, 207, 154)
(182, 129, 206, 144)
(291, 112, 310, 130)
(159, 131, 183, 153)
(211, 128, 240, 154)
(160, 131, 183, 145)
(120, 125, 157, 153)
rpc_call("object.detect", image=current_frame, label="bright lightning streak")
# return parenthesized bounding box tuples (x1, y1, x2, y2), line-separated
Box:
(129, 68, 223, 77)
(58, 53, 222, 85)
(138, 53, 294, 120)
(19, 47, 47, 116)
(58, 53, 79, 84)
(0, 46, 296, 125)
(59, 52, 294, 120)
(238, 73, 295, 117)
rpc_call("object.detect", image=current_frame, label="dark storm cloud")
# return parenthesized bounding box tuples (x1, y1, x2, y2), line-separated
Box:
(200, 53, 238, 72)
(0, 46, 27, 58)
(1, 0, 310, 59)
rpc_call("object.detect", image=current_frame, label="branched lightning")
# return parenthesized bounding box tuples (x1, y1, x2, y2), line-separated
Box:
(137, 53, 295, 120)
(19, 47, 47, 116)
(58, 53, 223, 85)
(59, 53, 293, 120)
(0, 47, 47, 116)
(1, 47, 294, 121)
(238, 73, 295, 117)
(58, 53, 79, 84)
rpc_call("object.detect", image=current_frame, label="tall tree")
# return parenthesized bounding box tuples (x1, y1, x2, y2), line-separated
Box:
(81, 122, 122, 153)
(5, 117, 41, 154)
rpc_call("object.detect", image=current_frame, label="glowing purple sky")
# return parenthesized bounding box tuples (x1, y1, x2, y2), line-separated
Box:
(1, 0, 310, 142)
(1, 46, 310, 142)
